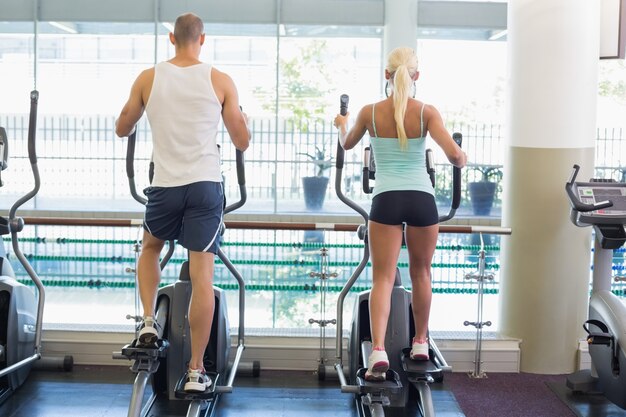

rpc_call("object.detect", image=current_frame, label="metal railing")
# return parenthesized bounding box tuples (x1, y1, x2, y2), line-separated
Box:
(4, 221, 506, 328)
(4, 222, 625, 329)
(0, 114, 623, 216)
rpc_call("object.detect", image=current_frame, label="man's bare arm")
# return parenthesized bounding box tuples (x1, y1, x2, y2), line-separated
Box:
(115, 70, 150, 137)
(216, 70, 250, 151)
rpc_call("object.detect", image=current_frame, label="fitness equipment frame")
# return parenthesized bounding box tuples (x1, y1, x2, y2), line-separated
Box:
(0, 91, 45, 404)
(565, 164, 626, 410)
(333, 94, 462, 417)
(308, 245, 338, 380)
(118, 131, 250, 417)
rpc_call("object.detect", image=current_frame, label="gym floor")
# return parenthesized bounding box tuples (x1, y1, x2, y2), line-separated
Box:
(1, 365, 625, 417)
(0, 365, 462, 417)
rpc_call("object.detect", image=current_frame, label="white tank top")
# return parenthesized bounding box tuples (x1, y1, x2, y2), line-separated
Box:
(145, 61, 222, 187)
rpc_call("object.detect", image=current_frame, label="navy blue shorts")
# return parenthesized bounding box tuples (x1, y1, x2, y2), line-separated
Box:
(369, 191, 439, 227)
(143, 181, 224, 253)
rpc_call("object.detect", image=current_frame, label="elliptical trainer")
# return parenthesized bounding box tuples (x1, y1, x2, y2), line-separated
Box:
(118, 130, 250, 417)
(565, 164, 626, 409)
(0, 90, 45, 404)
(333, 94, 463, 417)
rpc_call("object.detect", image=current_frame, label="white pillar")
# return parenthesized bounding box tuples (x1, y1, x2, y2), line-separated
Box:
(384, 0, 418, 56)
(499, 0, 601, 373)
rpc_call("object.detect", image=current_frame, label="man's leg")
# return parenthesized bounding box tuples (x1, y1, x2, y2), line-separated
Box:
(136, 230, 165, 345)
(137, 230, 165, 317)
(186, 250, 215, 372)
(179, 180, 222, 391)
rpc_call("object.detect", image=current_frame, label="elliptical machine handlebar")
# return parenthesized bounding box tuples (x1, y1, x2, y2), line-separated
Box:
(334, 94, 349, 172)
(124, 129, 174, 269)
(224, 149, 247, 215)
(565, 164, 613, 213)
(2, 90, 45, 369)
(126, 132, 247, 214)
(438, 132, 463, 223)
(334, 94, 370, 222)
(125, 131, 147, 206)
(9, 90, 41, 222)
(225, 105, 248, 214)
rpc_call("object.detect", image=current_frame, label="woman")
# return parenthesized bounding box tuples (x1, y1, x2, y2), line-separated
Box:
(334, 47, 466, 381)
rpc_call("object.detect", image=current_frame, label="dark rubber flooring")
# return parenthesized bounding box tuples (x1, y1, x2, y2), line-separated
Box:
(0, 365, 463, 417)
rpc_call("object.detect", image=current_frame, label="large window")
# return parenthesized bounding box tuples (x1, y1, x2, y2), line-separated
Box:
(417, 38, 507, 216)
(0, 22, 384, 215)
(3, 2, 625, 331)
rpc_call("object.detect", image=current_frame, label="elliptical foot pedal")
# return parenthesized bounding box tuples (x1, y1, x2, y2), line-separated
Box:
(355, 368, 402, 394)
(174, 372, 219, 400)
(121, 338, 169, 360)
(401, 348, 442, 383)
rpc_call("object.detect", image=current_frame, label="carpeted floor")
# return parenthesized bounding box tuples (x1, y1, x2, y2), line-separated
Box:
(445, 372, 576, 417)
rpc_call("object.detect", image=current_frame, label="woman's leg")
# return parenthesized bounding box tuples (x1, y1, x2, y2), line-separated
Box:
(404, 224, 439, 342)
(368, 220, 404, 349)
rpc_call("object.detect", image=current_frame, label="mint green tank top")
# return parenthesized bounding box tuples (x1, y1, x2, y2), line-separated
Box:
(370, 103, 434, 198)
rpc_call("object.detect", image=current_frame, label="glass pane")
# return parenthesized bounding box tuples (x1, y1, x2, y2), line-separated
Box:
(9, 23, 154, 211)
(9, 224, 504, 331)
(596, 59, 626, 182)
(276, 27, 383, 215)
(0, 22, 36, 208)
(417, 38, 507, 217)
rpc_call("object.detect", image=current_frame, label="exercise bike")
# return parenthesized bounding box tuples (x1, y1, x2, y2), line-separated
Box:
(565, 164, 626, 409)
(0, 90, 45, 404)
(118, 131, 250, 417)
(333, 95, 462, 417)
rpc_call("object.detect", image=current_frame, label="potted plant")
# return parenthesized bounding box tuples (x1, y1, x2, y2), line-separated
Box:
(300, 145, 333, 211)
(468, 165, 503, 216)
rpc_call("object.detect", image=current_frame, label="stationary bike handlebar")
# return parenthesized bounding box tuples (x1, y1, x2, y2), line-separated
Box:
(565, 164, 613, 213)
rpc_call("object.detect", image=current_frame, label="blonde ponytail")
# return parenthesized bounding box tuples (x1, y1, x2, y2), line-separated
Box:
(386, 47, 418, 149)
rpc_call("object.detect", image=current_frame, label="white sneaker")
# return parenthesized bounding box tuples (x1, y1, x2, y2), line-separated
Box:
(365, 349, 389, 381)
(183, 369, 212, 392)
(137, 316, 160, 347)
(410, 339, 429, 361)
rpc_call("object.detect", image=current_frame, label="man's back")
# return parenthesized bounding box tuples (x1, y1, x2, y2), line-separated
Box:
(145, 61, 222, 187)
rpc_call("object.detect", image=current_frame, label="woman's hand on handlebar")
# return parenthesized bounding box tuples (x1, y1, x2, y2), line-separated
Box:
(334, 112, 349, 132)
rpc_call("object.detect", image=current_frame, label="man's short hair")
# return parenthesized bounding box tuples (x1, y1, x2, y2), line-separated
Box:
(173, 13, 204, 46)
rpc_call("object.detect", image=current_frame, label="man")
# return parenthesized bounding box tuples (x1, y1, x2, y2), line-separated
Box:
(115, 12, 250, 393)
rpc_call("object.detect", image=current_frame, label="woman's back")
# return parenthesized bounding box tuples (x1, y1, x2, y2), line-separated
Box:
(368, 98, 433, 197)
(365, 98, 427, 139)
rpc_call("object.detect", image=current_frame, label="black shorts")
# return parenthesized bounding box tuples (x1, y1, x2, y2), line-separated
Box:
(369, 191, 439, 227)
(143, 181, 224, 253)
